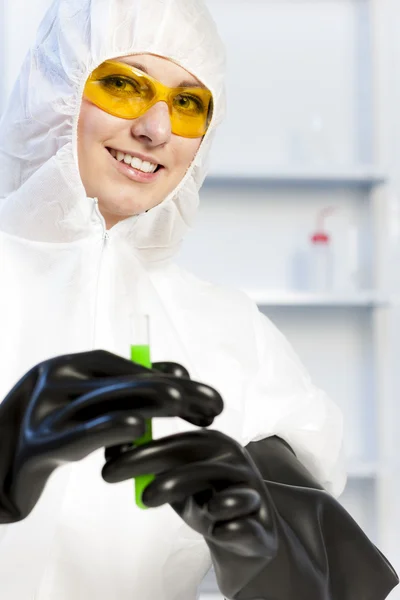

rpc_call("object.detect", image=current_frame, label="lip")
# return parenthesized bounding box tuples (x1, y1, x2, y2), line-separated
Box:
(106, 147, 164, 184)
(107, 147, 164, 168)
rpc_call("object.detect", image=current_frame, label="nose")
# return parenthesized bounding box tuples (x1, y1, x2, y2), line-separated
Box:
(130, 101, 172, 146)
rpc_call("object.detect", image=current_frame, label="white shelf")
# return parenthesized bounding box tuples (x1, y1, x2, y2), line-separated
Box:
(205, 168, 387, 188)
(244, 290, 390, 308)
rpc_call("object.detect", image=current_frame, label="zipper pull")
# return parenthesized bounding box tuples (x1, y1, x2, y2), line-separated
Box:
(104, 231, 110, 241)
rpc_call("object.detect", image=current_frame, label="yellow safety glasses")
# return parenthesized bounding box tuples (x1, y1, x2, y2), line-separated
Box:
(83, 60, 213, 138)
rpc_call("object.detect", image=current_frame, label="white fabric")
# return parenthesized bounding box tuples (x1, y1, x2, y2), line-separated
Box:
(0, 0, 346, 598)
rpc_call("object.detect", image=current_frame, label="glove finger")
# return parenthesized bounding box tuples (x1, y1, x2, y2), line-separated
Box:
(105, 443, 134, 462)
(187, 415, 215, 427)
(101, 430, 239, 482)
(106, 460, 249, 505)
(168, 377, 223, 419)
(51, 411, 146, 461)
(151, 362, 190, 379)
(211, 517, 277, 559)
(47, 351, 190, 386)
(44, 378, 221, 430)
(206, 485, 262, 521)
(141, 462, 248, 507)
(46, 349, 151, 379)
(103, 412, 215, 464)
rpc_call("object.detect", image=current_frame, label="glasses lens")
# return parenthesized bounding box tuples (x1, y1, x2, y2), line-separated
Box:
(171, 89, 212, 138)
(84, 62, 154, 119)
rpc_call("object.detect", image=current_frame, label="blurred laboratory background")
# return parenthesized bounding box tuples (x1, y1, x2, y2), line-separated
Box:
(1, 0, 400, 598)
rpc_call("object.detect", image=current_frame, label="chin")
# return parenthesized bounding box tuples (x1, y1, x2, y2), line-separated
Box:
(99, 196, 153, 219)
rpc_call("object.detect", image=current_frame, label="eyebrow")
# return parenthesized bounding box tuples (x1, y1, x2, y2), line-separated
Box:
(125, 61, 205, 88)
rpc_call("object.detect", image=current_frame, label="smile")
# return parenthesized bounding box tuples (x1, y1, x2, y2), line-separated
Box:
(106, 147, 164, 183)
(109, 148, 159, 173)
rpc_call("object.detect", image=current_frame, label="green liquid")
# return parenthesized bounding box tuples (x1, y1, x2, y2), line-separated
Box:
(130, 345, 151, 369)
(130, 344, 154, 509)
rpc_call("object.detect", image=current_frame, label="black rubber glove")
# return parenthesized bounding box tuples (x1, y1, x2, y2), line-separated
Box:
(102, 428, 280, 598)
(0, 350, 223, 523)
(102, 430, 399, 600)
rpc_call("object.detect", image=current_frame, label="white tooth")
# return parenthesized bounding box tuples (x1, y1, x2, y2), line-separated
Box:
(131, 157, 142, 170)
(117, 151, 125, 162)
(142, 161, 152, 173)
(123, 155, 158, 173)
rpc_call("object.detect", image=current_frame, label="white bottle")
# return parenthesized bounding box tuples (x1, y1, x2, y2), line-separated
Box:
(308, 206, 335, 293)
(309, 230, 332, 292)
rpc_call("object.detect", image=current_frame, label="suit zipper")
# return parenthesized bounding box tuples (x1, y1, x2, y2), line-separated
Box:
(92, 199, 109, 349)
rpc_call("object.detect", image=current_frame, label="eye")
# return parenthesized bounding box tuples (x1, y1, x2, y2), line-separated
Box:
(99, 76, 142, 96)
(173, 94, 205, 115)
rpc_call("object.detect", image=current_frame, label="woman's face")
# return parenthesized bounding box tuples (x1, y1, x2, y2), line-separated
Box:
(77, 54, 204, 229)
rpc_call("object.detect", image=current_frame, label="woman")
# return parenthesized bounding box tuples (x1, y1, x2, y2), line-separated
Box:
(0, 0, 397, 598)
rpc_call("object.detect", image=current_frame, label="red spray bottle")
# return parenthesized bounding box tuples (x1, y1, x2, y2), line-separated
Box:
(309, 207, 335, 292)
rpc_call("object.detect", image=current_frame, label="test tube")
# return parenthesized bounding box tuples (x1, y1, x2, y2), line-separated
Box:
(130, 313, 154, 509)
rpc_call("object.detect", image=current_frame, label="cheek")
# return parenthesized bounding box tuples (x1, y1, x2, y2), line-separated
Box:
(174, 138, 203, 171)
(77, 101, 119, 150)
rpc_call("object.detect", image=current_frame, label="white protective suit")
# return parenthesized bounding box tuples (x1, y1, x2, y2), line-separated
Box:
(0, 0, 346, 598)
